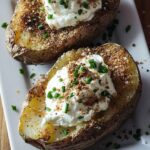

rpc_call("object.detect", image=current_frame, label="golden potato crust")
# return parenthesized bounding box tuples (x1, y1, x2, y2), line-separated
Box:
(6, 0, 120, 64)
(19, 43, 141, 150)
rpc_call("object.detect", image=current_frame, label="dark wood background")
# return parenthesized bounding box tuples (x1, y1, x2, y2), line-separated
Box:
(0, 0, 150, 149)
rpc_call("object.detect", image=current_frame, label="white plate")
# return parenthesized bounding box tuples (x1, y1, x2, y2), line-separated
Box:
(0, 0, 150, 150)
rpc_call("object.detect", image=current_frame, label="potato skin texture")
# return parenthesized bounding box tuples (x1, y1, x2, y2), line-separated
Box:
(6, 0, 120, 64)
(19, 43, 141, 150)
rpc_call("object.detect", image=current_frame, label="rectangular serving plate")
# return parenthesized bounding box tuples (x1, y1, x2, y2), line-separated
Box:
(0, 0, 150, 149)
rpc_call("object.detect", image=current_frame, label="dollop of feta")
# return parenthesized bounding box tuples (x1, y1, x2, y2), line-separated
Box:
(44, 0, 102, 29)
(42, 54, 116, 127)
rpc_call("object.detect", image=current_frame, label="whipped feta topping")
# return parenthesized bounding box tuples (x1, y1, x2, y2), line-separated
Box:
(44, 0, 102, 29)
(42, 54, 116, 127)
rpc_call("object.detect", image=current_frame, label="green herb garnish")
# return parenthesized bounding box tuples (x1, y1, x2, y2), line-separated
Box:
(93, 89, 98, 93)
(52, 87, 56, 92)
(54, 93, 60, 99)
(125, 25, 131, 33)
(59, 78, 63, 82)
(89, 59, 97, 69)
(85, 77, 92, 84)
(101, 90, 111, 98)
(48, 14, 53, 19)
(78, 9, 83, 15)
(70, 93, 74, 98)
(19, 68, 25, 75)
(59, 0, 69, 8)
(43, 32, 49, 39)
(47, 91, 53, 99)
(62, 128, 68, 136)
(30, 73, 36, 79)
(63, 103, 69, 113)
(78, 116, 84, 119)
(38, 24, 44, 30)
(62, 86, 65, 93)
(11, 105, 18, 112)
(1, 22, 8, 29)
(72, 78, 79, 85)
(98, 64, 108, 73)
(82, 1, 89, 9)
(45, 107, 51, 112)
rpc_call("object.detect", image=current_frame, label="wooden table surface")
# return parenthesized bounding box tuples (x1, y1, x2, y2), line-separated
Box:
(0, 0, 150, 150)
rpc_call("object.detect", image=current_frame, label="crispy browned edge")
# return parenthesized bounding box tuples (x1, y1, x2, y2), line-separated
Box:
(6, 0, 120, 64)
(19, 43, 142, 150)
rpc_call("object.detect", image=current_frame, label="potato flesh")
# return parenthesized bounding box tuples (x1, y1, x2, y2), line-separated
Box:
(19, 44, 140, 144)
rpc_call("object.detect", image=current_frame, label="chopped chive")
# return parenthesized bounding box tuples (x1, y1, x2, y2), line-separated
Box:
(78, 116, 84, 119)
(79, 66, 86, 73)
(72, 78, 79, 85)
(78, 9, 83, 15)
(62, 86, 65, 93)
(63, 103, 69, 113)
(59, 0, 69, 8)
(59, 78, 63, 82)
(43, 32, 49, 39)
(11, 105, 18, 112)
(52, 87, 56, 92)
(101, 90, 111, 98)
(30, 73, 36, 79)
(125, 25, 131, 33)
(98, 64, 108, 73)
(1, 22, 8, 29)
(74, 69, 79, 78)
(89, 59, 97, 69)
(48, 14, 53, 19)
(45, 107, 51, 112)
(47, 91, 53, 99)
(82, 1, 89, 9)
(54, 93, 60, 99)
(19, 68, 25, 75)
(85, 77, 92, 84)
(38, 24, 44, 30)
(93, 89, 98, 93)
(62, 128, 68, 136)
(70, 93, 74, 98)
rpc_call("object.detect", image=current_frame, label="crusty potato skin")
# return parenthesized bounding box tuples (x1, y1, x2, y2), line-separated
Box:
(19, 43, 141, 150)
(6, 0, 120, 64)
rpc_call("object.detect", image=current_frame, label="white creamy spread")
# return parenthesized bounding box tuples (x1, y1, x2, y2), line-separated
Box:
(44, 0, 102, 29)
(42, 54, 117, 127)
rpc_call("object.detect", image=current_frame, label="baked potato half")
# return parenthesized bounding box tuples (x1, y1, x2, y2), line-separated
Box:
(6, 0, 120, 64)
(19, 43, 141, 150)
